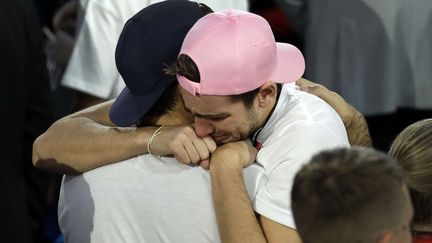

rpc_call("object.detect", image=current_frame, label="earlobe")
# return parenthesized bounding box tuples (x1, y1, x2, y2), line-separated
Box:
(257, 82, 277, 108)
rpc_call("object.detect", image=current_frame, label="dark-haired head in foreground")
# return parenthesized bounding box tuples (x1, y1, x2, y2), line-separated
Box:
(292, 147, 413, 243)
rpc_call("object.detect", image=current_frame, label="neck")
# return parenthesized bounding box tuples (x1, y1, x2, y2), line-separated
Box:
(257, 84, 282, 128)
(249, 85, 281, 144)
(258, 99, 277, 128)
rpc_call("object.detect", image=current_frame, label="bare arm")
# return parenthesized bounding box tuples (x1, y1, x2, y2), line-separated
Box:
(33, 99, 217, 174)
(209, 142, 301, 243)
(32, 100, 159, 174)
(296, 78, 372, 147)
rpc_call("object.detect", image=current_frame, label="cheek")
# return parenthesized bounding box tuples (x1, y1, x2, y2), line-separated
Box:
(213, 120, 234, 132)
(213, 117, 242, 132)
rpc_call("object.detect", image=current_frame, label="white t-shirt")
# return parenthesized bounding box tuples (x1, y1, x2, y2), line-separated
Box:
(58, 84, 349, 241)
(62, 0, 249, 99)
(58, 156, 220, 243)
(245, 83, 350, 227)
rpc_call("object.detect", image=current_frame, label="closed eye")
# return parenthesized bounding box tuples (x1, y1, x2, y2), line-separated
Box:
(195, 113, 229, 122)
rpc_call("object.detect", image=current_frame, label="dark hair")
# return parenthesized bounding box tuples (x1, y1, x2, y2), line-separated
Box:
(389, 118, 432, 226)
(165, 54, 260, 109)
(136, 3, 214, 127)
(136, 81, 178, 127)
(292, 147, 408, 243)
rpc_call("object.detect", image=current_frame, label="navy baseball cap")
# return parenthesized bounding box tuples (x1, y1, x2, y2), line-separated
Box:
(110, 0, 206, 126)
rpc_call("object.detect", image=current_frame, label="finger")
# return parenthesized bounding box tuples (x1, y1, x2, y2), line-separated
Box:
(303, 84, 325, 95)
(310, 86, 345, 107)
(172, 145, 191, 164)
(295, 78, 315, 87)
(301, 85, 335, 102)
(299, 85, 310, 92)
(302, 85, 352, 121)
(192, 139, 211, 161)
(202, 136, 217, 153)
(183, 140, 201, 164)
(200, 159, 210, 170)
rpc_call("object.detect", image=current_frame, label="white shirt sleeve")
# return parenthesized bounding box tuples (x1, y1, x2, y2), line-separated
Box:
(61, 1, 125, 99)
(253, 122, 349, 228)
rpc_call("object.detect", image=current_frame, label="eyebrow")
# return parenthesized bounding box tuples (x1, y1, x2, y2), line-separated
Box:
(181, 96, 230, 120)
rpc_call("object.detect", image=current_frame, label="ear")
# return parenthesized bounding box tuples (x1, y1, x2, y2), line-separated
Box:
(257, 82, 277, 108)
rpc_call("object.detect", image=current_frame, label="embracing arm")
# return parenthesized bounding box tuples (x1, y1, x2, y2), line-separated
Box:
(209, 142, 301, 243)
(32, 100, 160, 174)
(296, 78, 372, 147)
(33, 100, 217, 174)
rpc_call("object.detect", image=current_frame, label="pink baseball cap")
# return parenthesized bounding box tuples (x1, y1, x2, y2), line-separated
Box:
(177, 9, 305, 96)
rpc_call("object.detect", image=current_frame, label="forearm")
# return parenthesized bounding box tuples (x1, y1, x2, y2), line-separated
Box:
(32, 116, 155, 174)
(345, 107, 372, 147)
(32, 100, 161, 174)
(210, 163, 267, 243)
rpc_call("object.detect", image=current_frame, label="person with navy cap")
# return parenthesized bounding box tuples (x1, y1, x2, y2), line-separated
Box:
(44, 1, 223, 242)
(61, 0, 247, 111)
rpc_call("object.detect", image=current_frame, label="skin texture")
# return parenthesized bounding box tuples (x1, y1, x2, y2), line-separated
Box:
(181, 89, 259, 144)
(33, 79, 371, 173)
(296, 78, 372, 147)
(181, 82, 302, 243)
(209, 141, 302, 243)
(32, 93, 203, 173)
(179, 82, 277, 143)
(33, 79, 370, 242)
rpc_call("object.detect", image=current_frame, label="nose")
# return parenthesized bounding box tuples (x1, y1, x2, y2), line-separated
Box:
(194, 117, 214, 137)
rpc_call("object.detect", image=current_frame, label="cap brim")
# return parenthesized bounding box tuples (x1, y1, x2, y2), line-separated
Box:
(109, 86, 165, 127)
(271, 43, 305, 83)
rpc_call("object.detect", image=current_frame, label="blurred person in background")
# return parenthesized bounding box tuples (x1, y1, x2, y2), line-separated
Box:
(249, 0, 301, 47)
(276, 0, 432, 151)
(32, 0, 70, 29)
(0, 0, 54, 241)
(44, 0, 79, 119)
(389, 119, 432, 243)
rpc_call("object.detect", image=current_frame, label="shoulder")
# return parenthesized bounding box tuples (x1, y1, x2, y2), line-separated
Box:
(257, 87, 349, 170)
(268, 86, 348, 144)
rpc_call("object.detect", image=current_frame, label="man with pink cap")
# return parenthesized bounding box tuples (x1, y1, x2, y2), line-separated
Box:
(33, 6, 352, 242)
(163, 9, 349, 242)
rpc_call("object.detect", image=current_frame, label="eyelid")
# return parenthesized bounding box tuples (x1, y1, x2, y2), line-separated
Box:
(195, 114, 229, 121)
(208, 116, 226, 121)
